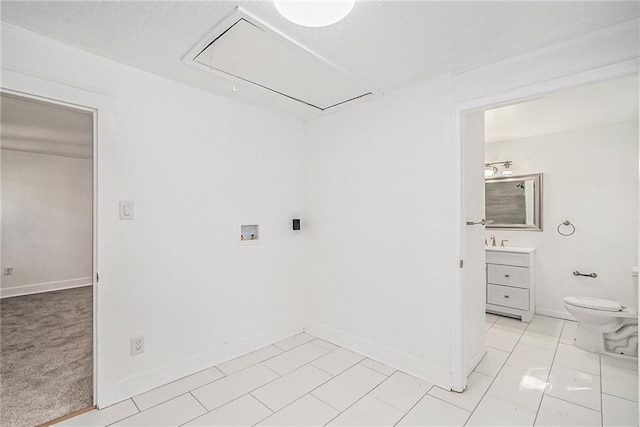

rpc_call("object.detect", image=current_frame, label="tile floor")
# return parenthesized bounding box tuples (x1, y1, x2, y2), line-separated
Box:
(58, 314, 639, 426)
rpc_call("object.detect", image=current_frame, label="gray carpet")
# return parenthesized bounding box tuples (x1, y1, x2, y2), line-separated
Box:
(1, 286, 93, 426)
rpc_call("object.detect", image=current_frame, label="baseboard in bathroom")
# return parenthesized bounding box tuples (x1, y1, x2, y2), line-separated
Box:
(535, 307, 575, 321)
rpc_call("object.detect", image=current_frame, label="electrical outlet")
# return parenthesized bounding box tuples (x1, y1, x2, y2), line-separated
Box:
(4, 266, 13, 275)
(130, 336, 144, 356)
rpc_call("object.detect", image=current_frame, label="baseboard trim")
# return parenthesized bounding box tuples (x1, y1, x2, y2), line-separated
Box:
(466, 346, 487, 376)
(100, 322, 304, 408)
(535, 307, 575, 321)
(1, 277, 92, 299)
(303, 319, 451, 389)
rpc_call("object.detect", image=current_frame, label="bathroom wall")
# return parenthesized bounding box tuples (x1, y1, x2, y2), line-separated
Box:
(1, 23, 306, 406)
(485, 120, 639, 318)
(1, 150, 93, 297)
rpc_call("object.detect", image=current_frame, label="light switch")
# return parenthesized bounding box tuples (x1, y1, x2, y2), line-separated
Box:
(119, 201, 134, 220)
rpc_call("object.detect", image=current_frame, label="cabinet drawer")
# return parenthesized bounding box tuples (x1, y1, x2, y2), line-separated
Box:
(488, 264, 529, 289)
(486, 251, 529, 267)
(487, 284, 529, 310)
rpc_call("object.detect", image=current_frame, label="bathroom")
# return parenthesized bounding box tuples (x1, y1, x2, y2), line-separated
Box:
(474, 74, 638, 421)
(482, 75, 638, 320)
(470, 75, 638, 425)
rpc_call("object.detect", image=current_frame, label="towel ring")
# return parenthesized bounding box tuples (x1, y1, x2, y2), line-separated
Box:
(557, 220, 575, 236)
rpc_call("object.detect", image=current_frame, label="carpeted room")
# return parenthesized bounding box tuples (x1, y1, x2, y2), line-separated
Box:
(1, 93, 95, 426)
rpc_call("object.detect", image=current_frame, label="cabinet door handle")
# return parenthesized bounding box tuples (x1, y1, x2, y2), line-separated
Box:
(504, 274, 510, 278)
(504, 295, 510, 299)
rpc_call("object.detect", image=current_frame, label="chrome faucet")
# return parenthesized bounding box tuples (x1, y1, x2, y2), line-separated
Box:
(490, 235, 496, 247)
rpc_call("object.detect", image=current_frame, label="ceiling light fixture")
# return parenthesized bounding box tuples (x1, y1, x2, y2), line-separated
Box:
(274, 0, 355, 27)
(485, 160, 513, 178)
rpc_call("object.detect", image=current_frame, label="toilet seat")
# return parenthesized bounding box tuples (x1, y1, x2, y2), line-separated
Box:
(564, 296, 623, 312)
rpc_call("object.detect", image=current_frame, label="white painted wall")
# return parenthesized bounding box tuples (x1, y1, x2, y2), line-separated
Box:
(303, 20, 638, 387)
(485, 121, 639, 318)
(1, 24, 306, 406)
(1, 17, 637, 404)
(1, 150, 93, 297)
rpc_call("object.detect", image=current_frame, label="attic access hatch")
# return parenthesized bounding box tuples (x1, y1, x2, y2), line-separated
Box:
(183, 8, 374, 112)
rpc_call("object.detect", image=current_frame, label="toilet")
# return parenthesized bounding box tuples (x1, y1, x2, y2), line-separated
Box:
(564, 296, 638, 359)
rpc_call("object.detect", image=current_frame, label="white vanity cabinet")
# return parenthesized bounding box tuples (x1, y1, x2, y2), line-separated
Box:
(486, 247, 536, 322)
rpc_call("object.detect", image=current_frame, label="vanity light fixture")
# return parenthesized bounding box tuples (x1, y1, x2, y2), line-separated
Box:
(484, 160, 513, 177)
(484, 165, 498, 177)
(274, 0, 355, 27)
(502, 161, 513, 176)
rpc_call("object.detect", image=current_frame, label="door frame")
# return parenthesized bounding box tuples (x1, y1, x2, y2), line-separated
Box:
(1, 67, 118, 408)
(450, 59, 639, 392)
(1, 87, 99, 404)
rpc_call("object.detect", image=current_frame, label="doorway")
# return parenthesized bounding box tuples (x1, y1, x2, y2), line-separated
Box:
(457, 74, 639, 424)
(453, 63, 640, 392)
(0, 92, 96, 425)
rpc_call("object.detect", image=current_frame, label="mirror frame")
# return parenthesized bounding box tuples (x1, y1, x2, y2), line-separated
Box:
(485, 173, 543, 231)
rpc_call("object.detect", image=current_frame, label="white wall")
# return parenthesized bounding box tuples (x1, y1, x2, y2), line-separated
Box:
(1, 24, 306, 406)
(303, 20, 638, 387)
(485, 121, 639, 318)
(1, 150, 93, 297)
(1, 17, 637, 404)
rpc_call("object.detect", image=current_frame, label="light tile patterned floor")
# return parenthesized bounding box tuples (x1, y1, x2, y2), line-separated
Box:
(58, 315, 639, 426)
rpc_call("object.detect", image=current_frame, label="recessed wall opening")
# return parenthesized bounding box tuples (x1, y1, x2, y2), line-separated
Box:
(240, 224, 260, 243)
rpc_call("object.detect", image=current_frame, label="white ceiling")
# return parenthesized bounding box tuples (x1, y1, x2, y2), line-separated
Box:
(1, 93, 93, 159)
(1, 1, 638, 120)
(485, 74, 639, 143)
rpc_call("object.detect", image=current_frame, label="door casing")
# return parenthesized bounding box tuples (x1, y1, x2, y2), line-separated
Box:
(2, 67, 118, 407)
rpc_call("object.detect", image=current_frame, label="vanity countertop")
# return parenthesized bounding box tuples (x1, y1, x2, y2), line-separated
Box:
(486, 246, 536, 253)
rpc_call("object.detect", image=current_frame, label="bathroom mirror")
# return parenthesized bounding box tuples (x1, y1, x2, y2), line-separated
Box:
(485, 173, 542, 231)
